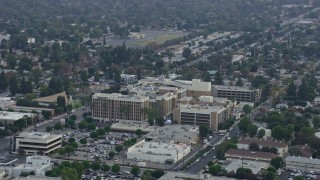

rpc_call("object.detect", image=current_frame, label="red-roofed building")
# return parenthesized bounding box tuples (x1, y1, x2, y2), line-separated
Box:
(237, 139, 288, 157)
(225, 149, 278, 163)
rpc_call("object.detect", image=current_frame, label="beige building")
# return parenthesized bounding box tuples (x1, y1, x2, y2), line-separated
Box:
(212, 85, 262, 102)
(225, 149, 277, 163)
(15, 132, 62, 155)
(186, 79, 211, 98)
(173, 104, 229, 131)
(92, 93, 149, 122)
(237, 139, 288, 157)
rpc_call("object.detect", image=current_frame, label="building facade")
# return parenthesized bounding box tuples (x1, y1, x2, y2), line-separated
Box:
(225, 149, 277, 163)
(212, 85, 262, 102)
(15, 132, 62, 155)
(173, 104, 229, 131)
(237, 139, 288, 157)
(92, 93, 149, 122)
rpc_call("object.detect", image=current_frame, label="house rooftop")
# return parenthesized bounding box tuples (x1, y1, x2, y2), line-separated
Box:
(238, 138, 288, 148)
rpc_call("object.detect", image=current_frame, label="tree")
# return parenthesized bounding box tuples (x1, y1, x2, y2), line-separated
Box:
(236, 168, 253, 179)
(264, 171, 276, 180)
(238, 118, 251, 133)
(209, 164, 221, 175)
(68, 138, 75, 143)
(314, 116, 320, 129)
(115, 145, 123, 153)
(182, 47, 192, 59)
(46, 126, 53, 132)
(151, 169, 165, 179)
(9, 75, 19, 96)
(41, 110, 52, 120)
(243, 104, 252, 115)
(235, 77, 243, 87)
(57, 96, 66, 109)
(97, 128, 106, 136)
(58, 148, 66, 156)
(286, 82, 296, 98)
(87, 123, 96, 130)
(90, 131, 99, 139)
(258, 129, 266, 139)
(199, 125, 210, 138)
(148, 119, 154, 126)
(214, 69, 224, 85)
(247, 124, 258, 138)
(91, 162, 101, 170)
(252, 75, 268, 88)
(61, 167, 78, 180)
(294, 176, 305, 180)
(271, 126, 284, 140)
(270, 157, 285, 169)
(80, 138, 87, 144)
(65, 145, 75, 160)
(249, 143, 260, 151)
(108, 151, 116, 159)
(0, 71, 8, 91)
(135, 129, 143, 137)
(6, 54, 17, 69)
(131, 166, 140, 176)
(102, 164, 110, 172)
(155, 117, 165, 126)
(111, 164, 121, 173)
(20, 78, 33, 94)
(54, 122, 63, 130)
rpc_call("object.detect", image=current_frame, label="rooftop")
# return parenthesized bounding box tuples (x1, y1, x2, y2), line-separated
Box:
(111, 121, 157, 132)
(93, 93, 149, 102)
(213, 85, 256, 92)
(238, 139, 288, 148)
(158, 172, 236, 180)
(179, 104, 226, 114)
(145, 124, 199, 144)
(286, 156, 320, 165)
(0, 111, 36, 121)
(16, 132, 61, 140)
(34, 91, 67, 103)
(226, 149, 277, 159)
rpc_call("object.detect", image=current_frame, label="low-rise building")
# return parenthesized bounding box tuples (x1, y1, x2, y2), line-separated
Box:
(12, 156, 52, 177)
(127, 125, 199, 164)
(285, 156, 320, 173)
(237, 139, 288, 157)
(15, 132, 62, 155)
(212, 85, 261, 102)
(33, 91, 68, 107)
(186, 79, 211, 98)
(159, 172, 236, 180)
(0, 111, 36, 124)
(225, 149, 277, 163)
(127, 139, 190, 164)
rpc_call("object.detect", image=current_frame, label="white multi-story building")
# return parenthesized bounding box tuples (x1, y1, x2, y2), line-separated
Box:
(15, 132, 62, 155)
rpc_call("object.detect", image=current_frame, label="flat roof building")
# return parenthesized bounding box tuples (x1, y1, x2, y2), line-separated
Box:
(127, 139, 190, 164)
(237, 139, 288, 157)
(92, 93, 149, 122)
(212, 85, 262, 102)
(225, 149, 277, 163)
(145, 124, 199, 144)
(285, 156, 320, 173)
(15, 132, 62, 155)
(33, 91, 68, 107)
(173, 104, 229, 131)
(127, 125, 199, 164)
(0, 111, 36, 123)
(12, 156, 52, 177)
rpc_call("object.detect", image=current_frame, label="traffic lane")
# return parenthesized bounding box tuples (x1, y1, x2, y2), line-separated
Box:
(187, 148, 217, 174)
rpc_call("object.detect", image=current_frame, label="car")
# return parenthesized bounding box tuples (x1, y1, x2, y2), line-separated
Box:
(114, 158, 118, 161)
